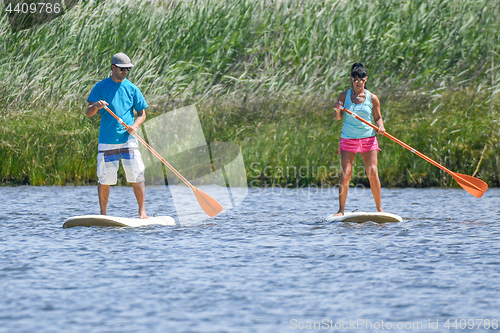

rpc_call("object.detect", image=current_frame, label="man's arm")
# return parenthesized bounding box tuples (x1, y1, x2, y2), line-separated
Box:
(128, 109, 147, 135)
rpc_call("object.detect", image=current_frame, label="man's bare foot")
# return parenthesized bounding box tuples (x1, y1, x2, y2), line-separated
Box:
(332, 211, 344, 217)
(376, 206, 384, 213)
(139, 211, 149, 219)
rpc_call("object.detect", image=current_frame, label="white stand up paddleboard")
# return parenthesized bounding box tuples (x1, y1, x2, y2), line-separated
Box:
(325, 212, 403, 223)
(63, 215, 176, 228)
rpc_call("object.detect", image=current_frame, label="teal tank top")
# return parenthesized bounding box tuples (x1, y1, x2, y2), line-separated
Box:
(340, 89, 376, 139)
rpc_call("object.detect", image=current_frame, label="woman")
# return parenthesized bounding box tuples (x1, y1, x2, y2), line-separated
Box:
(332, 63, 385, 216)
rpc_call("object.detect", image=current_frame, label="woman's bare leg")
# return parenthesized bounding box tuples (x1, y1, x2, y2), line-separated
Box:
(360, 150, 384, 212)
(333, 150, 357, 216)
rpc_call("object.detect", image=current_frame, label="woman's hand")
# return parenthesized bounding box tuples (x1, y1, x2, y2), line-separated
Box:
(377, 125, 386, 135)
(333, 101, 343, 112)
(333, 101, 344, 120)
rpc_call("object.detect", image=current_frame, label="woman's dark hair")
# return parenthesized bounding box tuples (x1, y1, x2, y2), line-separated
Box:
(351, 62, 368, 88)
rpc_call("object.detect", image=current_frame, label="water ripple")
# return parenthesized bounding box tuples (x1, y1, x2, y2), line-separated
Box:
(0, 186, 499, 332)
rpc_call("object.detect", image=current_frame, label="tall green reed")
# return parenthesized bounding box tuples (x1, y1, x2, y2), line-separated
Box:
(1, 0, 499, 186)
(0, 108, 98, 185)
(200, 88, 498, 188)
(1, 88, 498, 186)
(0, 0, 498, 110)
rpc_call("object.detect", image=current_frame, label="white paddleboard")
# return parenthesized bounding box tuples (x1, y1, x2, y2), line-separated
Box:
(63, 215, 176, 228)
(325, 212, 403, 223)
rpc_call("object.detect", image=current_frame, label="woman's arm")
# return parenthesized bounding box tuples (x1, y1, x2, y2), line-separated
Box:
(333, 91, 347, 120)
(371, 93, 385, 134)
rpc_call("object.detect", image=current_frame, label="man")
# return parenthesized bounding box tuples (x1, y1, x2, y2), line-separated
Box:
(86, 52, 149, 219)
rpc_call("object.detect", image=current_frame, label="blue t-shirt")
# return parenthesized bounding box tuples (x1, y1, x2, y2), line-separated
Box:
(87, 77, 148, 144)
(340, 89, 376, 139)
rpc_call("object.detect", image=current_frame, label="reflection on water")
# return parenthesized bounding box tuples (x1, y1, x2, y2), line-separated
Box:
(1, 186, 499, 332)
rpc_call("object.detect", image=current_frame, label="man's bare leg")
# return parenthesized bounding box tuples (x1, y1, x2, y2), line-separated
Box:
(132, 182, 148, 219)
(98, 183, 110, 215)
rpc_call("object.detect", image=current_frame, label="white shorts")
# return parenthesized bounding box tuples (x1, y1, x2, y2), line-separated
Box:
(97, 137, 145, 185)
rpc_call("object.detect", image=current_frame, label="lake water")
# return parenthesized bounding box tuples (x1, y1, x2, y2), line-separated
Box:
(1, 185, 499, 333)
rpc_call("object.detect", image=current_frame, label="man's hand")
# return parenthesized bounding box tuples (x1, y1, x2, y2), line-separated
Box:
(94, 100, 108, 109)
(86, 100, 109, 117)
(127, 125, 138, 136)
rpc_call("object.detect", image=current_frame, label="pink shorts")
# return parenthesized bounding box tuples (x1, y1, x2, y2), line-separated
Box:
(338, 136, 381, 154)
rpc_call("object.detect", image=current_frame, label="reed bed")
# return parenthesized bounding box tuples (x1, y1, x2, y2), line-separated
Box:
(200, 89, 499, 189)
(0, 108, 98, 185)
(1, 89, 498, 186)
(0, 0, 499, 186)
(0, 0, 498, 109)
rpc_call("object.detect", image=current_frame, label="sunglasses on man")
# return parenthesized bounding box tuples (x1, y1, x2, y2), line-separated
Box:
(112, 65, 132, 72)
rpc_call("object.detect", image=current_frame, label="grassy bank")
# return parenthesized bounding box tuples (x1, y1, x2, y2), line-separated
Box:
(0, 0, 499, 109)
(0, 107, 98, 185)
(201, 89, 499, 188)
(1, 0, 499, 187)
(1, 89, 498, 187)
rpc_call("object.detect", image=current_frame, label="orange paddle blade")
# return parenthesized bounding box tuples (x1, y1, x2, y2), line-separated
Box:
(192, 188, 224, 217)
(451, 173, 488, 198)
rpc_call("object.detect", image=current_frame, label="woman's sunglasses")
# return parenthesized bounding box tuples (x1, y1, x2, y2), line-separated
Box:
(351, 77, 367, 83)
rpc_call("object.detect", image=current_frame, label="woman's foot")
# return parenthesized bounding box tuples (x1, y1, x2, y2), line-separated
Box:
(376, 205, 384, 213)
(332, 211, 344, 217)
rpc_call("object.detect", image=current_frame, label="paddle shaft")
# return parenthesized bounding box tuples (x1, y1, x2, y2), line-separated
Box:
(103, 106, 196, 191)
(338, 105, 483, 191)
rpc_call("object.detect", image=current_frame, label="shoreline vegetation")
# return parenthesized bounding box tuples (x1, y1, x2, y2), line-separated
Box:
(1, 0, 499, 188)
